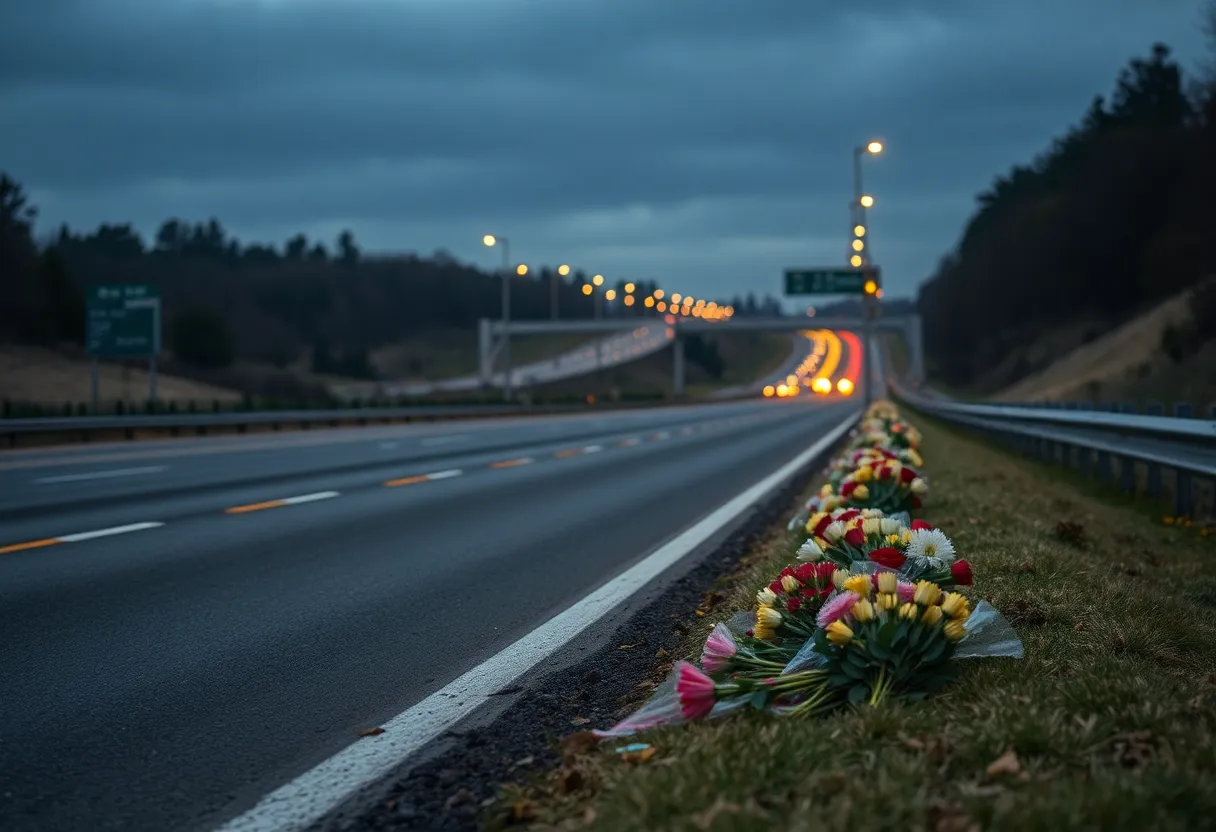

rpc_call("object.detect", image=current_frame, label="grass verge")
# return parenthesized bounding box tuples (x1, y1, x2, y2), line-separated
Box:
(501, 415, 1216, 831)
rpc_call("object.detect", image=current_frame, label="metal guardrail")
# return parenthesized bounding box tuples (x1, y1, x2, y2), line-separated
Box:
(892, 381, 1216, 517)
(0, 401, 647, 447)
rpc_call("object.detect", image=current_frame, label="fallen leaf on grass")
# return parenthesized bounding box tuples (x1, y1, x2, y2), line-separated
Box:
(559, 731, 600, 763)
(358, 727, 385, 737)
(1107, 730, 1157, 770)
(986, 749, 1021, 778)
(618, 643, 641, 649)
(655, 648, 669, 658)
(569, 717, 590, 726)
(508, 800, 537, 823)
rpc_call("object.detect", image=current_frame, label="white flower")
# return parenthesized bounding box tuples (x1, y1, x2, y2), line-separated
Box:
(823, 521, 847, 541)
(781, 574, 800, 593)
(910, 477, 928, 495)
(906, 529, 955, 568)
(861, 518, 881, 536)
(796, 539, 823, 561)
(879, 518, 901, 535)
(860, 508, 884, 519)
(757, 587, 778, 607)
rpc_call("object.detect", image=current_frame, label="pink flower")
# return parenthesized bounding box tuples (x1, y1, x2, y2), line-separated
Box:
(816, 591, 861, 629)
(700, 623, 737, 673)
(675, 661, 717, 720)
(897, 581, 916, 603)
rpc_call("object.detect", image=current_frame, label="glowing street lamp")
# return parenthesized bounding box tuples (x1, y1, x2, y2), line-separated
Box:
(483, 233, 514, 400)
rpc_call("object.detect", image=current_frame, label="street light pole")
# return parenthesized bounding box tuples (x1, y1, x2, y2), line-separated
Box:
(853, 140, 883, 408)
(483, 234, 513, 401)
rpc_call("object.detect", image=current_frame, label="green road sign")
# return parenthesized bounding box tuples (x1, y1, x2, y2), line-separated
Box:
(87, 284, 162, 357)
(783, 267, 881, 295)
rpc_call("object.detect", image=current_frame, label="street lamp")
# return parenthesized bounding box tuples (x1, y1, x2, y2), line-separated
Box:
(483, 234, 515, 401)
(591, 274, 605, 319)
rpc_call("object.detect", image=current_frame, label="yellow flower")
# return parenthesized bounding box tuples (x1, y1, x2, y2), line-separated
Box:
(806, 511, 827, 534)
(922, 605, 943, 626)
(944, 619, 967, 641)
(876, 572, 898, 594)
(831, 568, 849, 589)
(781, 574, 801, 594)
(815, 536, 829, 550)
(913, 580, 942, 606)
(826, 620, 854, 645)
(843, 575, 872, 598)
(885, 533, 902, 545)
(754, 605, 782, 640)
(940, 592, 968, 618)
(853, 484, 871, 501)
(901, 529, 913, 545)
(823, 497, 842, 512)
(877, 592, 898, 611)
(820, 484, 833, 497)
(908, 449, 924, 467)
(853, 466, 873, 483)
(756, 587, 777, 607)
(898, 602, 918, 620)
(887, 461, 903, 478)
(851, 599, 876, 623)
(845, 516, 861, 531)
(861, 508, 884, 519)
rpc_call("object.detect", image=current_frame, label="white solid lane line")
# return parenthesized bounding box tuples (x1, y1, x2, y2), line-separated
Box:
(212, 408, 861, 832)
(281, 492, 340, 506)
(58, 522, 166, 543)
(581, 445, 603, 454)
(426, 469, 463, 480)
(35, 466, 167, 484)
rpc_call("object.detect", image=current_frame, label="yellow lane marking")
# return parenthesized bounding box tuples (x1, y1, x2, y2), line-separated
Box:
(0, 538, 62, 555)
(224, 491, 340, 514)
(490, 457, 533, 469)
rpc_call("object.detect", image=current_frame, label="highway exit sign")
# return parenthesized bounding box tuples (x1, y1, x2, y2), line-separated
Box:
(86, 284, 162, 357)
(783, 267, 881, 295)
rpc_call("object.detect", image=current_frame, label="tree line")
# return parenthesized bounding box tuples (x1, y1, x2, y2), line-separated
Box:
(917, 36, 1216, 391)
(0, 181, 785, 373)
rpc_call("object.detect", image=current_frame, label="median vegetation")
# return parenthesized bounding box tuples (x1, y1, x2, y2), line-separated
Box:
(498, 404, 1216, 830)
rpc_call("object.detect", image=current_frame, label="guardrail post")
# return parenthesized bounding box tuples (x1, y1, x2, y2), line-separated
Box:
(1096, 450, 1112, 483)
(1209, 404, 1216, 420)
(1077, 446, 1092, 477)
(1146, 402, 1164, 416)
(1173, 402, 1193, 419)
(1120, 456, 1135, 493)
(1174, 470, 1193, 517)
(1147, 463, 1163, 498)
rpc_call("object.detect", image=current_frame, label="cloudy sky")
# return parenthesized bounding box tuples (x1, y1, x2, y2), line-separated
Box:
(1, 0, 1209, 304)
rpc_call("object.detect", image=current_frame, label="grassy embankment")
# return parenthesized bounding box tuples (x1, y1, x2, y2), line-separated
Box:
(498, 415, 1216, 831)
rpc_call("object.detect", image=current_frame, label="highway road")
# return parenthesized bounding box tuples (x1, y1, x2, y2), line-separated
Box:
(0, 395, 858, 832)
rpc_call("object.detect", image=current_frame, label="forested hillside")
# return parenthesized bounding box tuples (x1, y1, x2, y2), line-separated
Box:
(0, 181, 784, 375)
(918, 40, 1216, 392)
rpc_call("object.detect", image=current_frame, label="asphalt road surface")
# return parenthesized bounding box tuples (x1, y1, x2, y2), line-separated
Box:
(0, 396, 856, 832)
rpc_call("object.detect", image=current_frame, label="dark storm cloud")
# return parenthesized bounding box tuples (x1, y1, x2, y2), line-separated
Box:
(0, 0, 1207, 299)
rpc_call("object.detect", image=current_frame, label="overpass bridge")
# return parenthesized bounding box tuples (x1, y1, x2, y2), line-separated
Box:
(478, 314, 924, 396)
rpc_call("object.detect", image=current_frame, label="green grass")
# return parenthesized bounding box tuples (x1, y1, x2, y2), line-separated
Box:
(371, 330, 595, 380)
(499, 416, 1216, 831)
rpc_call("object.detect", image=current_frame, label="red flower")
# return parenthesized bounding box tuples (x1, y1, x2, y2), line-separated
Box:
(837, 509, 862, 523)
(801, 586, 819, 599)
(794, 562, 818, 583)
(840, 481, 857, 498)
(869, 547, 907, 568)
(876, 464, 893, 480)
(780, 566, 795, 578)
(813, 515, 833, 536)
(786, 597, 802, 612)
(769, 580, 783, 594)
(816, 562, 836, 581)
(819, 587, 833, 599)
(911, 519, 933, 531)
(900, 467, 917, 484)
(844, 528, 866, 547)
(951, 559, 974, 586)
(911, 496, 922, 509)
